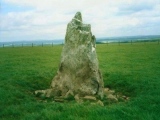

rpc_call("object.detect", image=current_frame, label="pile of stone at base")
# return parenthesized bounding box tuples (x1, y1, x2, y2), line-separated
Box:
(35, 87, 129, 106)
(35, 12, 129, 106)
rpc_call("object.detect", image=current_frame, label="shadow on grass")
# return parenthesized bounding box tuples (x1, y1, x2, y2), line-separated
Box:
(103, 72, 138, 97)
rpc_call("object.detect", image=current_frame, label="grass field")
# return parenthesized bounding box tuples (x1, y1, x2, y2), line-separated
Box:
(0, 43, 160, 120)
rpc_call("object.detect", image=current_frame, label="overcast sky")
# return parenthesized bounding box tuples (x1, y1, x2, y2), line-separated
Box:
(1, 0, 160, 42)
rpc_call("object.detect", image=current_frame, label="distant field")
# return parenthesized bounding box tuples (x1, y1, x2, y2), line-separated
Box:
(0, 38, 159, 48)
(0, 43, 160, 120)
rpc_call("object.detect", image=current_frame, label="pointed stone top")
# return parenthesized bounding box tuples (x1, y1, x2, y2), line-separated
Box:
(74, 12, 82, 22)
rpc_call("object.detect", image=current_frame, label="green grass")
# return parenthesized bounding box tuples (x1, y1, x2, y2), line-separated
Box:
(0, 43, 160, 120)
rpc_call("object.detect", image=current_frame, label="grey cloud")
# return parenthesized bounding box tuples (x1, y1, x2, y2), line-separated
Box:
(117, 4, 154, 16)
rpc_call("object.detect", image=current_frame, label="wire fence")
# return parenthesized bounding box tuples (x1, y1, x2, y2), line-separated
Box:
(0, 42, 63, 48)
(99, 40, 160, 46)
(0, 40, 159, 48)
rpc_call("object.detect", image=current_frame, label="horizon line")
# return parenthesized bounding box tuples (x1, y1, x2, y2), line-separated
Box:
(1, 34, 160, 42)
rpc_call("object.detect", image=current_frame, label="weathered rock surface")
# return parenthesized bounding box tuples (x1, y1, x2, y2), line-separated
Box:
(35, 12, 104, 100)
(97, 100, 104, 106)
(83, 96, 97, 101)
(107, 94, 118, 102)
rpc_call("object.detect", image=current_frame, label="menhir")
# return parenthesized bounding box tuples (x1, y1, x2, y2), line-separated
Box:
(35, 12, 104, 100)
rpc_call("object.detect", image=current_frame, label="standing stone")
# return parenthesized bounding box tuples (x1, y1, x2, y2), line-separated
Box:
(35, 12, 104, 100)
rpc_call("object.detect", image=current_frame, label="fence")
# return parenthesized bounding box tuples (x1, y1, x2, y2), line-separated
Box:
(97, 40, 160, 46)
(0, 40, 160, 48)
(1, 42, 63, 48)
